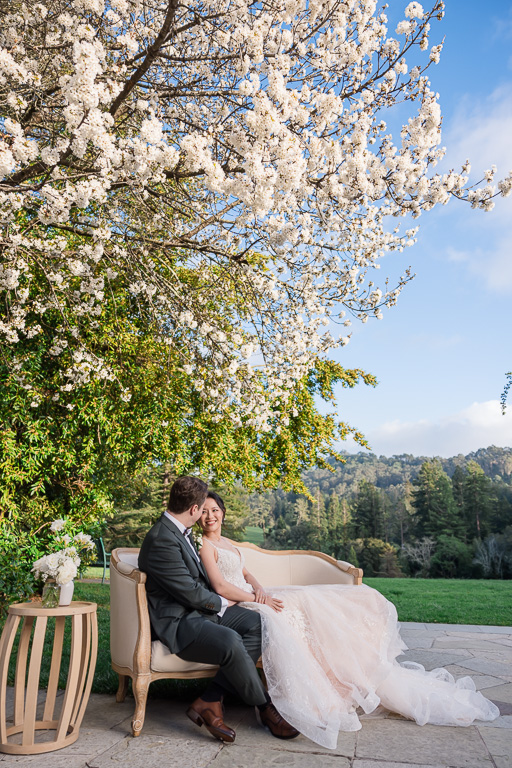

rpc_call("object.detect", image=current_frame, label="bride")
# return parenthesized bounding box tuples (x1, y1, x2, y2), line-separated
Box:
(198, 492, 499, 749)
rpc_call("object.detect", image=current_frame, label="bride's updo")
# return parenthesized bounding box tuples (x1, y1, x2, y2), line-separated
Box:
(207, 491, 226, 521)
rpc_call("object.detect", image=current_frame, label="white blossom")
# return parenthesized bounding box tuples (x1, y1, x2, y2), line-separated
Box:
(0, 0, 506, 430)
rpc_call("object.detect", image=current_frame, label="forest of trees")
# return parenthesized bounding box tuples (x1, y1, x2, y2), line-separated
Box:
(106, 446, 512, 580)
(251, 447, 512, 579)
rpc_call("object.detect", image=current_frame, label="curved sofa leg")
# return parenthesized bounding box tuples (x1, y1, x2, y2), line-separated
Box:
(116, 673, 130, 703)
(132, 675, 150, 737)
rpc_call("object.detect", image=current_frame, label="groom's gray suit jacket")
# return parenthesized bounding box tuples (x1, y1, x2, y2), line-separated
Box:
(138, 514, 223, 654)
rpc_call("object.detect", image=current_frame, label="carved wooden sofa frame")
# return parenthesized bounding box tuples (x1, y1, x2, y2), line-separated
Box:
(110, 543, 363, 737)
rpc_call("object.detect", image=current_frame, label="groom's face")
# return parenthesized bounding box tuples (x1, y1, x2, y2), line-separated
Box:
(189, 500, 206, 525)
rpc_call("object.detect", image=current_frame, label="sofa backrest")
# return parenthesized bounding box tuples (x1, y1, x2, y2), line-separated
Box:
(236, 542, 359, 585)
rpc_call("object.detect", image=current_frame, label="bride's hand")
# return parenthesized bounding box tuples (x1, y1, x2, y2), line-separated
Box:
(254, 588, 267, 604)
(264, 595, 284, 613)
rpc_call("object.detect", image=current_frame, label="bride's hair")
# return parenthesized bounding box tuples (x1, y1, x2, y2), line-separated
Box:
(207, 491, 226, 521)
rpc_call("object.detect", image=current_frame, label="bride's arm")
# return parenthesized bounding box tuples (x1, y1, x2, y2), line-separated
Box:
(242, 570, 284, 611)
(242, 569, 267, 604)
(199, 542, 257, 604)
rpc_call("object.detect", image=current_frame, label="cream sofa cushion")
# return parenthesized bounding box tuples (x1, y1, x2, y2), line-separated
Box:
(150, 641, 217, 673)
(118, 552, 140, 570)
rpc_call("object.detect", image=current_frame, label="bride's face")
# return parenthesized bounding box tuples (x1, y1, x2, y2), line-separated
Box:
(200, 497, 223, 535)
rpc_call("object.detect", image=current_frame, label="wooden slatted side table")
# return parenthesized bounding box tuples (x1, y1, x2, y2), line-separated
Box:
(0, 600, 97, 755)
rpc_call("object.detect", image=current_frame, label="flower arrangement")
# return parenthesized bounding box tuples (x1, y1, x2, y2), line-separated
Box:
(32, 518, 96, 586)
(32, 549, 79, 586)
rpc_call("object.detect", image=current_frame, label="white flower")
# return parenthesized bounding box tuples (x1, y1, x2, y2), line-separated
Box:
(405, 2, 424, 19)
(50, 519, 66, 533)
(32, 549, 80, 585)
(56, 559, 78, 585)
(193, 528, 203, 548)
(73, 532, 95, 550)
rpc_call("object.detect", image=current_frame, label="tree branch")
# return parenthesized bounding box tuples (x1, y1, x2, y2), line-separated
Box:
(109, 0, 180, 118)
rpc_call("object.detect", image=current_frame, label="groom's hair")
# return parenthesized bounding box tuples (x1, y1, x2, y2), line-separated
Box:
(168, 476, 208, 514)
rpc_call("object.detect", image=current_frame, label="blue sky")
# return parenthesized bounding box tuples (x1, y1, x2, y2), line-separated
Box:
(332, 0, 512, 458)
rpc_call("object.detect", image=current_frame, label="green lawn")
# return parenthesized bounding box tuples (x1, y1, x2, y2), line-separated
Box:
(242, 526, 265, 545)
(365, 577, 512, 626)
(83, 566, 109, 580)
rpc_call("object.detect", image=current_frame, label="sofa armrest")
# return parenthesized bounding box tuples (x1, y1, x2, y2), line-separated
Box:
(110, 548, 151, 675)
(336, 560, 363, 585)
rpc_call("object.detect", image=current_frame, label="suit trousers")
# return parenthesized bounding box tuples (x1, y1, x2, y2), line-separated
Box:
(176, 605, 267, 706)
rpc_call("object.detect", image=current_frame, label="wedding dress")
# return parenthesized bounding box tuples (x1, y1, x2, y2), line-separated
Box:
(211, 543, 499, 749)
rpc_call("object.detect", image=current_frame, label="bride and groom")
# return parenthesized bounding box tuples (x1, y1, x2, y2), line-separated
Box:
(138, 475, 297, 743)
(139, 475, 499, 749)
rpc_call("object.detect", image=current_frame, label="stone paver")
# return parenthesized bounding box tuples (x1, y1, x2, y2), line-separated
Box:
(455, 658, 512, 677)
(479, 715, 512, 729)
(0, 622, 510, 768)
(232, 708, 357, 757)
(433, 637, 510, 650)
(355, 720, 493, 768)
(89, 733, 222, 768)
(477, 682, 512, 704)
(401, 636, 435, 650)
(396, 649, 473, 671)
(353, 762, 448, 768)
(213, 746, 351, 767)
(477, 725, 512, 761)
(443, 666, 507, 690)
(494, 759, 512, 768)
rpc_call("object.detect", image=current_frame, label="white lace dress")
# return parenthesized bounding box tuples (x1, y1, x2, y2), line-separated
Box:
(212, 544, 499, 749)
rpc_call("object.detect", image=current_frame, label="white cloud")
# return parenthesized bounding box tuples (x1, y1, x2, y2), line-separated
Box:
(444, 236, 512, 294)
(435, 85, 512, 293)
(442, 83, 512, 180)
(349, 401, 512, 457)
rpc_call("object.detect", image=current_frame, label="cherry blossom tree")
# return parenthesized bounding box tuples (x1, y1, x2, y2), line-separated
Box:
(1, 0, 510, 431)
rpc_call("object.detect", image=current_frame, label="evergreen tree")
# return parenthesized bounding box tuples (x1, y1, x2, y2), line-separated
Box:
(390, 482, 414, 547)
(463, 461, 494, 540)
(451, 465, 467, 538)
(412, 461, 463, 540)
(106, 465, 167, 549)
(325, 492, 353, 557)
(294, 497, 310, 523)
(352, 480, 384, 539)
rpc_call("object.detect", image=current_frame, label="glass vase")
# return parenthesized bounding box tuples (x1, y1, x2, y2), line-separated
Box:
(41, 580, 60, 608)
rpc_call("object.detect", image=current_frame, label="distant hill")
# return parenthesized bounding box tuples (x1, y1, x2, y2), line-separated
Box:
(299, 446, 512, 497)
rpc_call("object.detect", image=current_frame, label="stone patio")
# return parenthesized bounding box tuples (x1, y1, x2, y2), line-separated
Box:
(1, 623, 511, 768)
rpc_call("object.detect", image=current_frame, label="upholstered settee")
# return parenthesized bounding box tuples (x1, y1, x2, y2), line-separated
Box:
(110, 543, 363, 737)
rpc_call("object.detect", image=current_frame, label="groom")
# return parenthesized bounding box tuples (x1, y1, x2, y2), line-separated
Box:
(138, 475, 299, 743)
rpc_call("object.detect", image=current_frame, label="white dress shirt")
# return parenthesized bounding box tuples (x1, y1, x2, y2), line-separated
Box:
(164, 511, 227, 616)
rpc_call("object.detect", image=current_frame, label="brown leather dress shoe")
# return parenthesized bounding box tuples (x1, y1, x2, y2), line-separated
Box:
(186, 697, 236, 743)
(257, 703, 300, 739)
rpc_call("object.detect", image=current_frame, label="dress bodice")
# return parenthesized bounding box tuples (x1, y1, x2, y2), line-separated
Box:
(206, 540, 254, 595)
